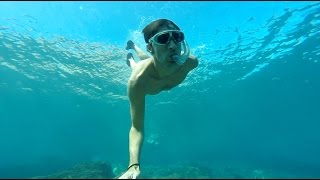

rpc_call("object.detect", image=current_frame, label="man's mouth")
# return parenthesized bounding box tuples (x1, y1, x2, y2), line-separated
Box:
(169, 54, 179, 64)
(170, 53, 178, 56)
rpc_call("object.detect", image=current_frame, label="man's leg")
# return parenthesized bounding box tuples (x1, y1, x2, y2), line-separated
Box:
(127, 53, 136, 69)
(126, 40, 150, 60)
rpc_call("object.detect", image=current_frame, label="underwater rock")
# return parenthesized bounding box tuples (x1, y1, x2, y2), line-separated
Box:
(138, 164, 213, 179)
(31, 161, 114, 179)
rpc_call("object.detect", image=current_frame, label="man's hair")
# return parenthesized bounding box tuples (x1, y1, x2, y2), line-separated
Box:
(142, 19, 180, 43)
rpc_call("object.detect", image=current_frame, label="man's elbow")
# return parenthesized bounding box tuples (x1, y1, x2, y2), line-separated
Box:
(190, 57, 199, 69)
(194, 57, 199, 68)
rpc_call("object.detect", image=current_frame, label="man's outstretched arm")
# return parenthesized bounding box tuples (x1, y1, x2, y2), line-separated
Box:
(128, 87, 145, 168)
(119, 79, 145, 179)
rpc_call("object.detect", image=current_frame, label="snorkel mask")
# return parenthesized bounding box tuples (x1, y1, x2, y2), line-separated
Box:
(149, 30, 190, 66)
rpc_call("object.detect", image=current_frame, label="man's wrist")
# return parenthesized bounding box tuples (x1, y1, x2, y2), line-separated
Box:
(127, 163, 140, 170)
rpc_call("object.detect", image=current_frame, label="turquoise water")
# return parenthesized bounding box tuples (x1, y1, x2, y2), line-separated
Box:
(0, 1, 319, 178)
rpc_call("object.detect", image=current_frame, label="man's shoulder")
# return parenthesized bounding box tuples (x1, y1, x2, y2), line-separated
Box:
(129, 58, 152, 80)
(128, 73, 142, 89)
(185, 55, 199, 71)
(128, 72, 146, 99)
(128, 61, 149, 90)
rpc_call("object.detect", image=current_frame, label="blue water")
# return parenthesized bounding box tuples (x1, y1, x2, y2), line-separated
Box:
(0, 1, 320, 178)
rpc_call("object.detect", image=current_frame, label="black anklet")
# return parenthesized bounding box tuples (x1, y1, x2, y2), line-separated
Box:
(127, 163, 140, 170)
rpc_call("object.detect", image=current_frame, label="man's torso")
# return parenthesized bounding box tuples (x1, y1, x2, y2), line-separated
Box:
(129, 58, 194, 96)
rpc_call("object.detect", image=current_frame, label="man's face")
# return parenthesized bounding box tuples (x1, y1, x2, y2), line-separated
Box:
(150, 26, 183, 66)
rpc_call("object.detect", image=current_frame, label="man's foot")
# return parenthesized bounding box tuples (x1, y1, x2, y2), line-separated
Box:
(126, 40, 135, 50)
(126, 53, 134, 67)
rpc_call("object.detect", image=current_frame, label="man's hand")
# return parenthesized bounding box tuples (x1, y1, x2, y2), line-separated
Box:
(118, 166, 140, 179)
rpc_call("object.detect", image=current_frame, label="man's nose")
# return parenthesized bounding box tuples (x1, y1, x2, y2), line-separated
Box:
(168, 39, 177, 49)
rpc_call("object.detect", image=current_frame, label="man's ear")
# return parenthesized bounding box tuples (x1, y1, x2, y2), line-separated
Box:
(147, 43, 153, 53)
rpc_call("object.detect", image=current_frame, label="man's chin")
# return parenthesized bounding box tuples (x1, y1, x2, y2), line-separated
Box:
(168, 56, 177, 64)
(168, 60, 177, 65)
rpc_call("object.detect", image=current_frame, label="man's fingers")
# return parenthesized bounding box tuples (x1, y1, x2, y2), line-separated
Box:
(117, 170, 139, 179)
(132, 173, 137, 179)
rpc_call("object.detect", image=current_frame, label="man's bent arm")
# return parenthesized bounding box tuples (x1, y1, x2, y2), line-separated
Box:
(128, 79, 145, 167)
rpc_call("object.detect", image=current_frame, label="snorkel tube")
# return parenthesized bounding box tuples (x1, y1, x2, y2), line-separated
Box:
(173, 40, 190, 66)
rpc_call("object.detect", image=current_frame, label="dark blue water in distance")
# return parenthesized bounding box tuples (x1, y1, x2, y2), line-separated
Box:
(0, 1, 319, 178)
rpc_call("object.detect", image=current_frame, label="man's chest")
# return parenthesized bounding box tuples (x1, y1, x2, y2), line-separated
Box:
(144, 72, 187, 95)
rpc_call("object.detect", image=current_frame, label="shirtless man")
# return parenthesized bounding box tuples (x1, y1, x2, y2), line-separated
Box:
(119, 19, 198, 179)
